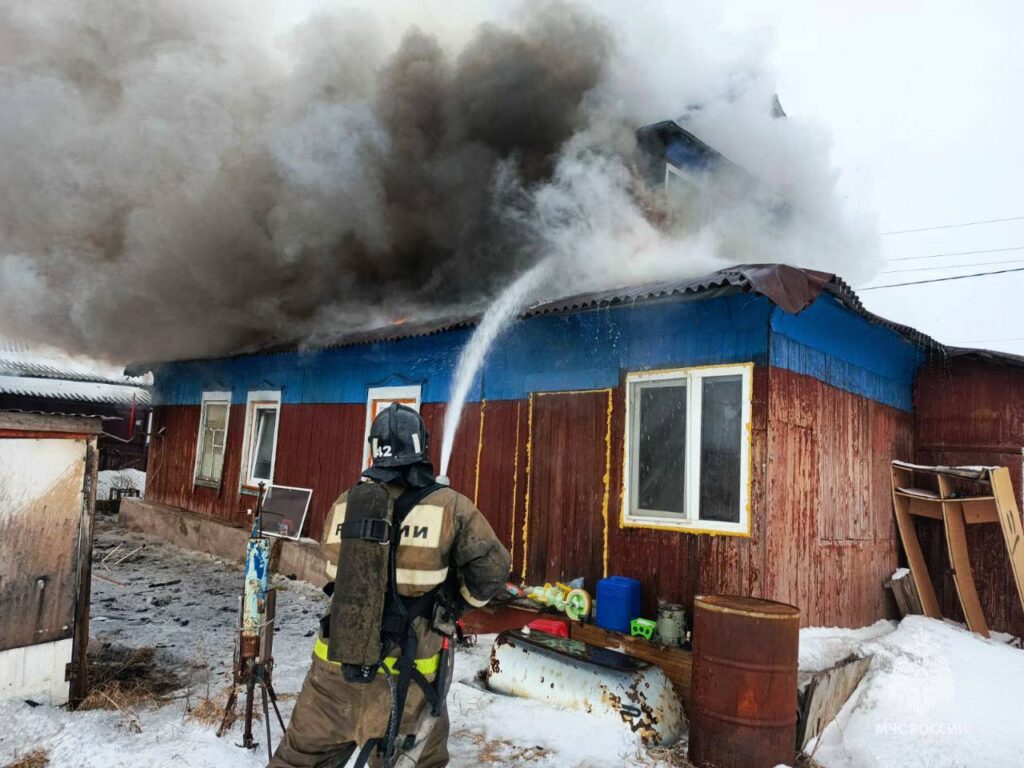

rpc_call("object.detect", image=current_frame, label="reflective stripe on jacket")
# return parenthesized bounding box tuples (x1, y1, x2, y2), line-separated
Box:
(313, 636, 440, 675)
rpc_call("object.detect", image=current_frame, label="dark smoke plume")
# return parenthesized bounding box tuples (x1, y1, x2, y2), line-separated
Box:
(0, 1, 876, 363)
(0, 1, 610, 361)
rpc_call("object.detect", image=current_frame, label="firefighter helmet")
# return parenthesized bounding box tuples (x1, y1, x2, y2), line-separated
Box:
(367, 402, 429, 468)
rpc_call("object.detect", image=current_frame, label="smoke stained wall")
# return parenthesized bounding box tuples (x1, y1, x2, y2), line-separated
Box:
(0, 0, 877, 362)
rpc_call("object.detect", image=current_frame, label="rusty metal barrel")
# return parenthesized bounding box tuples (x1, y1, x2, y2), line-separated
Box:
(688, 595, 800, 768)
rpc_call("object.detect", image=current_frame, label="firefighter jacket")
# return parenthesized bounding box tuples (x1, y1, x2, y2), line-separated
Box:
(320, 481, 511, 660)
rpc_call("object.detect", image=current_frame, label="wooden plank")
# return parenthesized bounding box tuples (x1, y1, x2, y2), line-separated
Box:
(69, 436, 99, 707)
(798, 655, 872, 750)
(907, 498, 944, 520)
(570, 622, 692, 709)
(887, 568, 924, 616)
(990, 467, 1024, 619)
(938, 476, 989, 637)
(461, 605, 542, 635)
(0, 411, 102, 434)
(896, 487, 941, 499)
(892, 465, 942, 617)
(962, 497, 999, 524)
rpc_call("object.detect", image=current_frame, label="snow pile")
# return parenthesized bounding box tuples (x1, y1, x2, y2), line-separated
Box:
(799, 619, 896, 673)
(96, 469, 146, 502)
(808, 616, 1024, 768)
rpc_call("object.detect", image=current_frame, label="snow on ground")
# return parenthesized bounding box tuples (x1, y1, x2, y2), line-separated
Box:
(6, 521, 1023, 768)
(96, 469, 147, 501)
(0, 523, 674, 768)
(806, 616, 1024, 768)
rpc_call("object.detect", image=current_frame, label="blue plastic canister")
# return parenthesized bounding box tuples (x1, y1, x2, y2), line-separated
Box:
(595, 576, 641, 633)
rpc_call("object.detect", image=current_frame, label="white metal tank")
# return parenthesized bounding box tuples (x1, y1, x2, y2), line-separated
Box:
(485, 629, 685, 746)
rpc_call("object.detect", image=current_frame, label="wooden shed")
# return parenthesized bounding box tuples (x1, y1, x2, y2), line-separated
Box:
(135, 264, 928, 628)
(0, 411, 99, 706)
(914, 354, 1024, 637)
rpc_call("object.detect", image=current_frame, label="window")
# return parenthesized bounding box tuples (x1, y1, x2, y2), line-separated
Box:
(194, 391, 231, 488)
(623, 364, 752, 534)
(240, 390, 281, 489)
(665, 164, 714, 225)
(363, 385, 422, 468)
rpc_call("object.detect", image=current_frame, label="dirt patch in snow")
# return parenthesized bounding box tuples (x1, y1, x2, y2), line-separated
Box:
(2, 750, 49, 768)
(454, 729, 550, 763)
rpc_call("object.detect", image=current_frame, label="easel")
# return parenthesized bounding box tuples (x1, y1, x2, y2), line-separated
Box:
(891, 461, 1024, 637)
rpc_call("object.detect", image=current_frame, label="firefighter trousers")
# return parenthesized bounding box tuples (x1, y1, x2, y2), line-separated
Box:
(268, 654, 449, 768)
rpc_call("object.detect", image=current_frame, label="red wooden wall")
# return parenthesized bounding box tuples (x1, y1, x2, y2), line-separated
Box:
(147, 401, 492, 547)
(525, 391, 611, 589)
(147, 364, 914, 628)
(764, 367, 912, 627)
(915, 358, 1024, 637)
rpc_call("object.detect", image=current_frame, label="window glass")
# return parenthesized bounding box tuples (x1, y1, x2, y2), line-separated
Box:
(698, 375, 743, 522)
(636, 382, 687, 514)
(250, 408, 278, 482)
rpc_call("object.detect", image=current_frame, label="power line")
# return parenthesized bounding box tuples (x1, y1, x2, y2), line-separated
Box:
(858, 266, 1024, 291)
(887, 245, 1024, 262)
(881, 257, 1024, 274)
(881, 215, 1024, 236)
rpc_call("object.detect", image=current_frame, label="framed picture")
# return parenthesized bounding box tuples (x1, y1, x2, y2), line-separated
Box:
(260, 484, 313, 540)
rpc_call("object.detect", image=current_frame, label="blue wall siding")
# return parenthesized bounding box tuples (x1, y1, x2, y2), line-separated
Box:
(153, 293, 774, 406)
(152, 291, 924, 411)
(769, 295, 924, 412)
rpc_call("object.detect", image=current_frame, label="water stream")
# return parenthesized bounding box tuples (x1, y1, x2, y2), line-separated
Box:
(438, 260, 553, 479)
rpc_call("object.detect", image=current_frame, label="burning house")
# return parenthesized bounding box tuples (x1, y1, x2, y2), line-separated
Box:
(133, 262, 932, 629)
(123, 120, 1024, 636)
(112, 118, 1015, 638)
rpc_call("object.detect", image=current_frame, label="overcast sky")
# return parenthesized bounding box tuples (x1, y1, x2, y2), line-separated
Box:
(728, 0, 1024, 352)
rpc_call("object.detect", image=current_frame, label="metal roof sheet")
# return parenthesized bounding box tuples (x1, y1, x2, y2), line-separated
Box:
(0, 337, 151, 386)
(0, 374, 151, 406)
(130, 263, 1024, 372)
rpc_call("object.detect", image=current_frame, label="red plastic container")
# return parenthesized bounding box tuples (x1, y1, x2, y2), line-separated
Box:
(526, 618, 569, 638)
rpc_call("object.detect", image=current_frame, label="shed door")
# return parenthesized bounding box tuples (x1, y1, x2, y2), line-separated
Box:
(525, 390, 611, 588)
(0, 437, 87, 652)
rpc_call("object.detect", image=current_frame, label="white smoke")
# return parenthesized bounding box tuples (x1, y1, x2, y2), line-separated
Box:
(0, 0, 877, 363)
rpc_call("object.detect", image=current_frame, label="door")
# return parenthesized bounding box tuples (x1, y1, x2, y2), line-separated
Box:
(0, 436, 88, 704)
(524, 390, 611, 588)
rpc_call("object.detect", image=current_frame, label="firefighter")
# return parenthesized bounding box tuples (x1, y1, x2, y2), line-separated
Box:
(269, 403, 511, 768)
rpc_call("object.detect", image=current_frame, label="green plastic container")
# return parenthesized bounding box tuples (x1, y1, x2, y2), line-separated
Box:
(630, 618, 657, 640)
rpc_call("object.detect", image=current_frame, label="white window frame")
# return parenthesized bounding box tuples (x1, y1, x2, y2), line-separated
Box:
(193, 390, 232, 489)
(665, 163, 714, 222)
(239, 390, 282, 491)
(363, 385, 422, 468)
(622, 363, 752, 535)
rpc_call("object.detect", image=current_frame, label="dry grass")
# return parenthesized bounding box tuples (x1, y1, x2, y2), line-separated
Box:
(187, 693, 231, 727)
(2, 750, 49, 768)
(646, 742, 696, 767)
(78, 641, 183, 732)
(455, 730, 549, 764)
(80, 643, 180, 712)
(184, 685, 253, 732)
